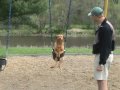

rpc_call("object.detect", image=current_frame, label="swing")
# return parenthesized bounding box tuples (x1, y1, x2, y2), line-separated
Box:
(0, 58, 7, 71)
(0, 0, 12, 71)
(48, 0, 72, 61)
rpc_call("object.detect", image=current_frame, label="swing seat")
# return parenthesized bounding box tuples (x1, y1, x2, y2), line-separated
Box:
(52, 49, 65, 61)
(0, 58, 7, 71)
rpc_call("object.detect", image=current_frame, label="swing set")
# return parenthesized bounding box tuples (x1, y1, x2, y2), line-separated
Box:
(0, 0, 12, 71)
(48, 0, 111, 60)
(48, 0, 72, 61)
(0, 0, 116, 71)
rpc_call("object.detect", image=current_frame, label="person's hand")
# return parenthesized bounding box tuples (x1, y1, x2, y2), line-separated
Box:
(96, 65, 104, 71)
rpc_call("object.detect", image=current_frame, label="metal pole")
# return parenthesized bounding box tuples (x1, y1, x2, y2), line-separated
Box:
(6, 0, 12, 57)
(104, 0, 108, 17)
(48, 0, 53, 47)
(65, 0, 72, 42)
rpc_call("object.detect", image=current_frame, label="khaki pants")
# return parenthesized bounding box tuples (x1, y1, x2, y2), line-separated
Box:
(94, 54, 113, 80)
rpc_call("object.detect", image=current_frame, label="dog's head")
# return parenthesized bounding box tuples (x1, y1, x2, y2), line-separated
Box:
(56, 34, 64, 42)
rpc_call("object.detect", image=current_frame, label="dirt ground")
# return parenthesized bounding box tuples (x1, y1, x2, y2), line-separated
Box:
(0, 55, 120, 90)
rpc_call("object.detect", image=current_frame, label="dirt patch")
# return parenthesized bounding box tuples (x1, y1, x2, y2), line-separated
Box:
(0, 55, 120, 90)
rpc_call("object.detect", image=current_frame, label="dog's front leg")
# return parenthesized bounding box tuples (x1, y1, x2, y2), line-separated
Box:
(50, 60, 58, 68)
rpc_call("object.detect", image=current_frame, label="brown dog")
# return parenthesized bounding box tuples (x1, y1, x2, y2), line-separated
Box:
(50, 34, 65, 68)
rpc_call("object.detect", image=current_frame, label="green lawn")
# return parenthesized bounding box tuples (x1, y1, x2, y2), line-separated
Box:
(0, 47, 120, 57)
(0, 47, 90, 57)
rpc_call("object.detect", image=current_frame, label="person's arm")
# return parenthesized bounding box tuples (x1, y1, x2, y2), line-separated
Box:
(98, 27, 112, 65)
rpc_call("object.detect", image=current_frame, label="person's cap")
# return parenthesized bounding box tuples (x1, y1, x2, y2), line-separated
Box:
(88, 7, 103, 16)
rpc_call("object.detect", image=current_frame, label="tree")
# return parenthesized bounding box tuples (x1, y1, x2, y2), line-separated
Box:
(0, 0, 9, 20)
(12, 0, 47, 16)
(0, 0, 47, 19)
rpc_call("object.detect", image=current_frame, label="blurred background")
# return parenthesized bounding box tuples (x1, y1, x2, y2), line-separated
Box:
(0, 0, 120, 55)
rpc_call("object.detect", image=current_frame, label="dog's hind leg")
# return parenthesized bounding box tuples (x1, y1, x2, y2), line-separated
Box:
(50, 58, 58, 68)
(58, 57, 63, 69)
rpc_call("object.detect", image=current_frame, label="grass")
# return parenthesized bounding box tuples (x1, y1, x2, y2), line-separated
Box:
(8, 47, 52, 55)
(0, 47, 120, 57)
(0, 47, 91, 57)
(0, 47, 6, 58)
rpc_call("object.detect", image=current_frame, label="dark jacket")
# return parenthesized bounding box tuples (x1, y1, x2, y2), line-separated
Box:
(93, 18, 115, 65)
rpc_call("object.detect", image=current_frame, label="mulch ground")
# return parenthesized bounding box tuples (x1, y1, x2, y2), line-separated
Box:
(0, 55, 120, 90)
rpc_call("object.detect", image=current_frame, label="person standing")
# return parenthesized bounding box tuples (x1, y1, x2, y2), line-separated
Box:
(88, 7, 115, 90)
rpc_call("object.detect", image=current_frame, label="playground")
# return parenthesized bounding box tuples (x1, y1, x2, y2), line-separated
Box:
(0, 55, 120, 90)
(0, 0, 120, 90)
